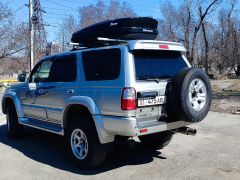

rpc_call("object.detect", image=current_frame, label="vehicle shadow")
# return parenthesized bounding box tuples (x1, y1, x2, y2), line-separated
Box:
(0, 124, 167, 175)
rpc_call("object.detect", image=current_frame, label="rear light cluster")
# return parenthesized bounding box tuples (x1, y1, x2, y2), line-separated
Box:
(121, 87, 136, 110)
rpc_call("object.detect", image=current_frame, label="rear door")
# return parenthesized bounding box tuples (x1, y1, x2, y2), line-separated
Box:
(133, 50, 188, 127)
(81, 48, 124, 116)
(42, 54, 78, 125)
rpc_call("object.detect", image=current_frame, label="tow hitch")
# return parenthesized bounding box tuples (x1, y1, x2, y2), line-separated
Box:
(172, 127, 197, 136)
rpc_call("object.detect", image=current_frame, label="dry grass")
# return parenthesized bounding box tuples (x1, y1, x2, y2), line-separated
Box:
(211, 79, 240, 101)
(210, 79, 240, 114)
(211, 79, 240, 92)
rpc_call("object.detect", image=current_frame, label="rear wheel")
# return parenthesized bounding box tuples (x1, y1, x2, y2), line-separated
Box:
(139, 131, 174, 150)
(6, 102, 23, 138)
(66, 116, 107, 169)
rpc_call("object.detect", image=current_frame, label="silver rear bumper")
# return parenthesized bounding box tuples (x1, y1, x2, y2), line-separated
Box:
(101, 116, 137, 136)
(136, 121, 191, 136)
(101, 115, 191, 137)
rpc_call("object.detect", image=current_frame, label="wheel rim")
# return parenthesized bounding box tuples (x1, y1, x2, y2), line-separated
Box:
(70, 128, 88, 160)
(188, 78, 207, 111)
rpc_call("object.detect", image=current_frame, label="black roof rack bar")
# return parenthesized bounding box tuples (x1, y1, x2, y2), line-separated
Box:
(97, 37, 128, 43)
(69, 37, 128, 51)
(68, 42, 81, 46)
(68, 42, 88, 50)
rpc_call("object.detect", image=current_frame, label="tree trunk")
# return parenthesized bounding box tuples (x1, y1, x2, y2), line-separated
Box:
(202, 22, 209, 74)
(190, 31, 197, 64)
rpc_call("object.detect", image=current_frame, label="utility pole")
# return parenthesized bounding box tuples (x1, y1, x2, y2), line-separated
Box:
(29, 0, 34, 71)
(27, 0, 47, 71)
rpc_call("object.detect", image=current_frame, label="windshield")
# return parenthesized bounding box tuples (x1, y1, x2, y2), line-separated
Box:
(134, 50, 187, 80)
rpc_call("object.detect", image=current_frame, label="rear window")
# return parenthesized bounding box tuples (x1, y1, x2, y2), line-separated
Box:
(134, 51, 187, 80)
(82, 49, 121, 81)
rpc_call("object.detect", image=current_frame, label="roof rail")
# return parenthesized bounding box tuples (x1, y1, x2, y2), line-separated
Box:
(69, 37, 128, 51)
(68, 42, 87, 51)
(96, 37, 127, 43)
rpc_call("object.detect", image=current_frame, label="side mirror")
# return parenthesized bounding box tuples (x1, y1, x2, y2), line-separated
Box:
(17, 73, 27, 82)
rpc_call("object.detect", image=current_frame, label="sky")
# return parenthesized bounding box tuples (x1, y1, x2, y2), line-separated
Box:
(2, 0, 240, 42)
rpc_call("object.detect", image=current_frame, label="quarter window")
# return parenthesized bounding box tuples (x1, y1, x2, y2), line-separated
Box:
(82, 49, 121, 81)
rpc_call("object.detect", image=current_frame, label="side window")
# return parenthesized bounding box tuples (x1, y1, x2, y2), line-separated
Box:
(29, 60, 53, 83)
(48, 54, 77, 82)
(82, 49, 121, 81)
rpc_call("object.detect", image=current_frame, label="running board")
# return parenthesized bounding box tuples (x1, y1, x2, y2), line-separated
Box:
(19, 118, 64, 135)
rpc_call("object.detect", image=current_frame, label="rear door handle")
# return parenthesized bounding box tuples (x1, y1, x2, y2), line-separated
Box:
(67, 89, 75, 94)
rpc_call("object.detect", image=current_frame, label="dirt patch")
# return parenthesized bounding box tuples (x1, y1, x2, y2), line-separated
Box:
(211, 79, 240, 115)
(211, 99, 240, 114)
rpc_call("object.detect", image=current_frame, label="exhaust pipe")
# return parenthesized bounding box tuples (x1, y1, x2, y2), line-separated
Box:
(173, 127, 197, 136)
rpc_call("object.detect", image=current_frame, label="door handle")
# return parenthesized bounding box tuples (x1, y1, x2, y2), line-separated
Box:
(67, 89, 75, 94)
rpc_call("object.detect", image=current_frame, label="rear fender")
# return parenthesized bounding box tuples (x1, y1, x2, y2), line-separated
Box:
(63, 96, 115, 144)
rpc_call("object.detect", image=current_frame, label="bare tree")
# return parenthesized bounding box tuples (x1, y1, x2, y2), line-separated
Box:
(190, 0, 220, 64)
(177, 0, 194, 60)
(78, 0, 136, 29)
(209, 0, 240, 76)
(0, 2, 30, 76)
(57, 15, 78, 51)
(0, 3, 28, 60)
(159, 1, 180, 42)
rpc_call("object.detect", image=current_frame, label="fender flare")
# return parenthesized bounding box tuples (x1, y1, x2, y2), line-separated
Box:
(63, 96, 100, 118)
(62, 96, 114, 144)
(2, 91, 24, 117)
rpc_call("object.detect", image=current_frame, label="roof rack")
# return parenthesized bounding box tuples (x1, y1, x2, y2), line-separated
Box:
(96, 37, 127, 43)
(70, 37, 128, 51)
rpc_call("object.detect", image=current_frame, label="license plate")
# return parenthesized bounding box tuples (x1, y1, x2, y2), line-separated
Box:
(138, 96, 166, 107)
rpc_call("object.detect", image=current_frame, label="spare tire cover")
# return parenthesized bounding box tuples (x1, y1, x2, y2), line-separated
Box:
(168, 67, 212, 122)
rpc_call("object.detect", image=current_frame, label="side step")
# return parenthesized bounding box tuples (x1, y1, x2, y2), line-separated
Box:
(19, 118, 64, 135)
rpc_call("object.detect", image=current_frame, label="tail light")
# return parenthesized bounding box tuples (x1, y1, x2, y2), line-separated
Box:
(121, 87, 136, 110)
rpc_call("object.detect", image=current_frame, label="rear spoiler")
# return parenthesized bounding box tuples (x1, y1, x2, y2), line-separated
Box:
(128, 40, 186, 52)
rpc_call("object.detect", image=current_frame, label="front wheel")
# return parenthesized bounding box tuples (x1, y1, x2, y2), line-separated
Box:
(6, 103, 23, 139)
(66, 117, 107, 169)
(139, 131, 174, 150)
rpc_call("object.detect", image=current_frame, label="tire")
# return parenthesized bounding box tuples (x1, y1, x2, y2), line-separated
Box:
(6, 102, 23, 138)
(139, 131, 174, 150)
(66, 116, 107, 169)
(168, 67, 212, 122)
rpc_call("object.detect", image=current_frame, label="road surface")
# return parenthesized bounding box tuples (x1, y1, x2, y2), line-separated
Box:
(0, 110, 239, 180)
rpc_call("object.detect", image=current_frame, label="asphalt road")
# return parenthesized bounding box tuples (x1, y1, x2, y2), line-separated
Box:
(0, 93, 239, 179)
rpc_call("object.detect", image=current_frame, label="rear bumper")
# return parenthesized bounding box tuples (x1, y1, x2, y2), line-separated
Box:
(136, 121, 191, 136)
(101, 115, 191, 137)
(101, 116, 137, 136)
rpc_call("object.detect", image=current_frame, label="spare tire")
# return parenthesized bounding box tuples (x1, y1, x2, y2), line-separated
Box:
(168, 67, 212, 122)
